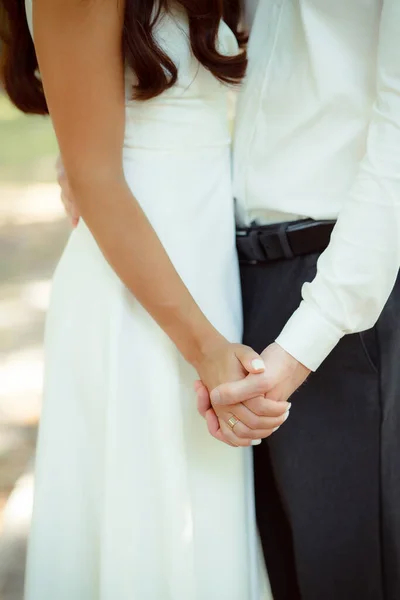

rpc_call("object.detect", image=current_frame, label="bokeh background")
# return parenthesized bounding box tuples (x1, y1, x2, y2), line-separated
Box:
(0, 91, 69, 599)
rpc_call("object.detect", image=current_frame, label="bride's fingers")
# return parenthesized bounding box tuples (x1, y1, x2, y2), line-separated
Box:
(58, 163, 81, 226)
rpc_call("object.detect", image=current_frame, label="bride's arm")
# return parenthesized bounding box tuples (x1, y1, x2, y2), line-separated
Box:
(33, 0, 228, 366)
(32, 0, 213, 365)
(32, 0, 289, 444)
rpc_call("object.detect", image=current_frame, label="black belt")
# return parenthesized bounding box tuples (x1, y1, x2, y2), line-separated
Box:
(236, 219, 335, 264)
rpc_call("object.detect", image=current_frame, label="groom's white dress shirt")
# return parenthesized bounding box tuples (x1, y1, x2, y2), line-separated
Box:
(234, 0, 400, 371)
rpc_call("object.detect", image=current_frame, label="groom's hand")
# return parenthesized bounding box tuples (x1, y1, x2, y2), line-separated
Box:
(212, 342, 310, 410)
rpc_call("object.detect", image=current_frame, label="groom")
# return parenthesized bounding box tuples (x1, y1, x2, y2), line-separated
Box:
(58, 1, 400, 599)
(199, 1, 400, 599)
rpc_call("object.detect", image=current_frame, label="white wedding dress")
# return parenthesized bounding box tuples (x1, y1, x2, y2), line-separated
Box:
(24, 3, 271, 599)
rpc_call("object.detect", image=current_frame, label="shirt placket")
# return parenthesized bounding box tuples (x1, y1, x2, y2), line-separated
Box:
(234, 0, 287, 224)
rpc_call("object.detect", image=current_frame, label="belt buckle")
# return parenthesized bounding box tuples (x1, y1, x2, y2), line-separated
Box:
(248, 229, 268, 262)
(236, 229, 266, 264)
(238, 225, 295, 263)
(258, 226, 293, 261)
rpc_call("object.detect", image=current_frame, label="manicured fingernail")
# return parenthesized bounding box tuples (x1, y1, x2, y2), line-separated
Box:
(251, 359, 265, 371)
(287, 402, 292, 411)
(284, 411, 290, 422)
(272, 426, 280, 433)
(251, 439, 262, 446)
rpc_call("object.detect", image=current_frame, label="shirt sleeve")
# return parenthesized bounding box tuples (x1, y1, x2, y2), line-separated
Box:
(275, 0, 400, 371)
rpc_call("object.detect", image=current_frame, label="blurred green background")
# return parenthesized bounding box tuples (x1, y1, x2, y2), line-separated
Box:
(0, 93, 68, 600)
(0, 94, 57, 184)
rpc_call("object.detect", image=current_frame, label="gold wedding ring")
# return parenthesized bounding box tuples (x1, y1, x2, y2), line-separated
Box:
(227, 416, 240, 430)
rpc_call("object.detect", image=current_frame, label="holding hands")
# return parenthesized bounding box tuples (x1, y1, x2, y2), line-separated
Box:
(191, 340, 289, 447)
(195, 342, 311, 446)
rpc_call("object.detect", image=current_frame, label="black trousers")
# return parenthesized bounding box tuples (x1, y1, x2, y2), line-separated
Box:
(240, 252, 400, 600)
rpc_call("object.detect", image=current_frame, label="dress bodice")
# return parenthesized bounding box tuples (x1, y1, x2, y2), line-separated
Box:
(122, 5, 239, 150)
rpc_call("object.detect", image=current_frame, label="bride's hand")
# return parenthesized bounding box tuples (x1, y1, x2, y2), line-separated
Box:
(193, 339, 275, 446)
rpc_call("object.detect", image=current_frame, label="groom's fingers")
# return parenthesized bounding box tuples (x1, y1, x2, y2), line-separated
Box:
(195, 381, 212, 418)
(205, 408, 219, 436)
(205, 410, 237, 447)
(211, 373, 269, 406)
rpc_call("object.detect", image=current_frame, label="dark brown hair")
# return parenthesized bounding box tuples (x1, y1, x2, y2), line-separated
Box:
(0, 0, 247, 115)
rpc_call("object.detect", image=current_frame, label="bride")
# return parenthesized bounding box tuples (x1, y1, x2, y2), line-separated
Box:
(0, 0, 288, 597)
